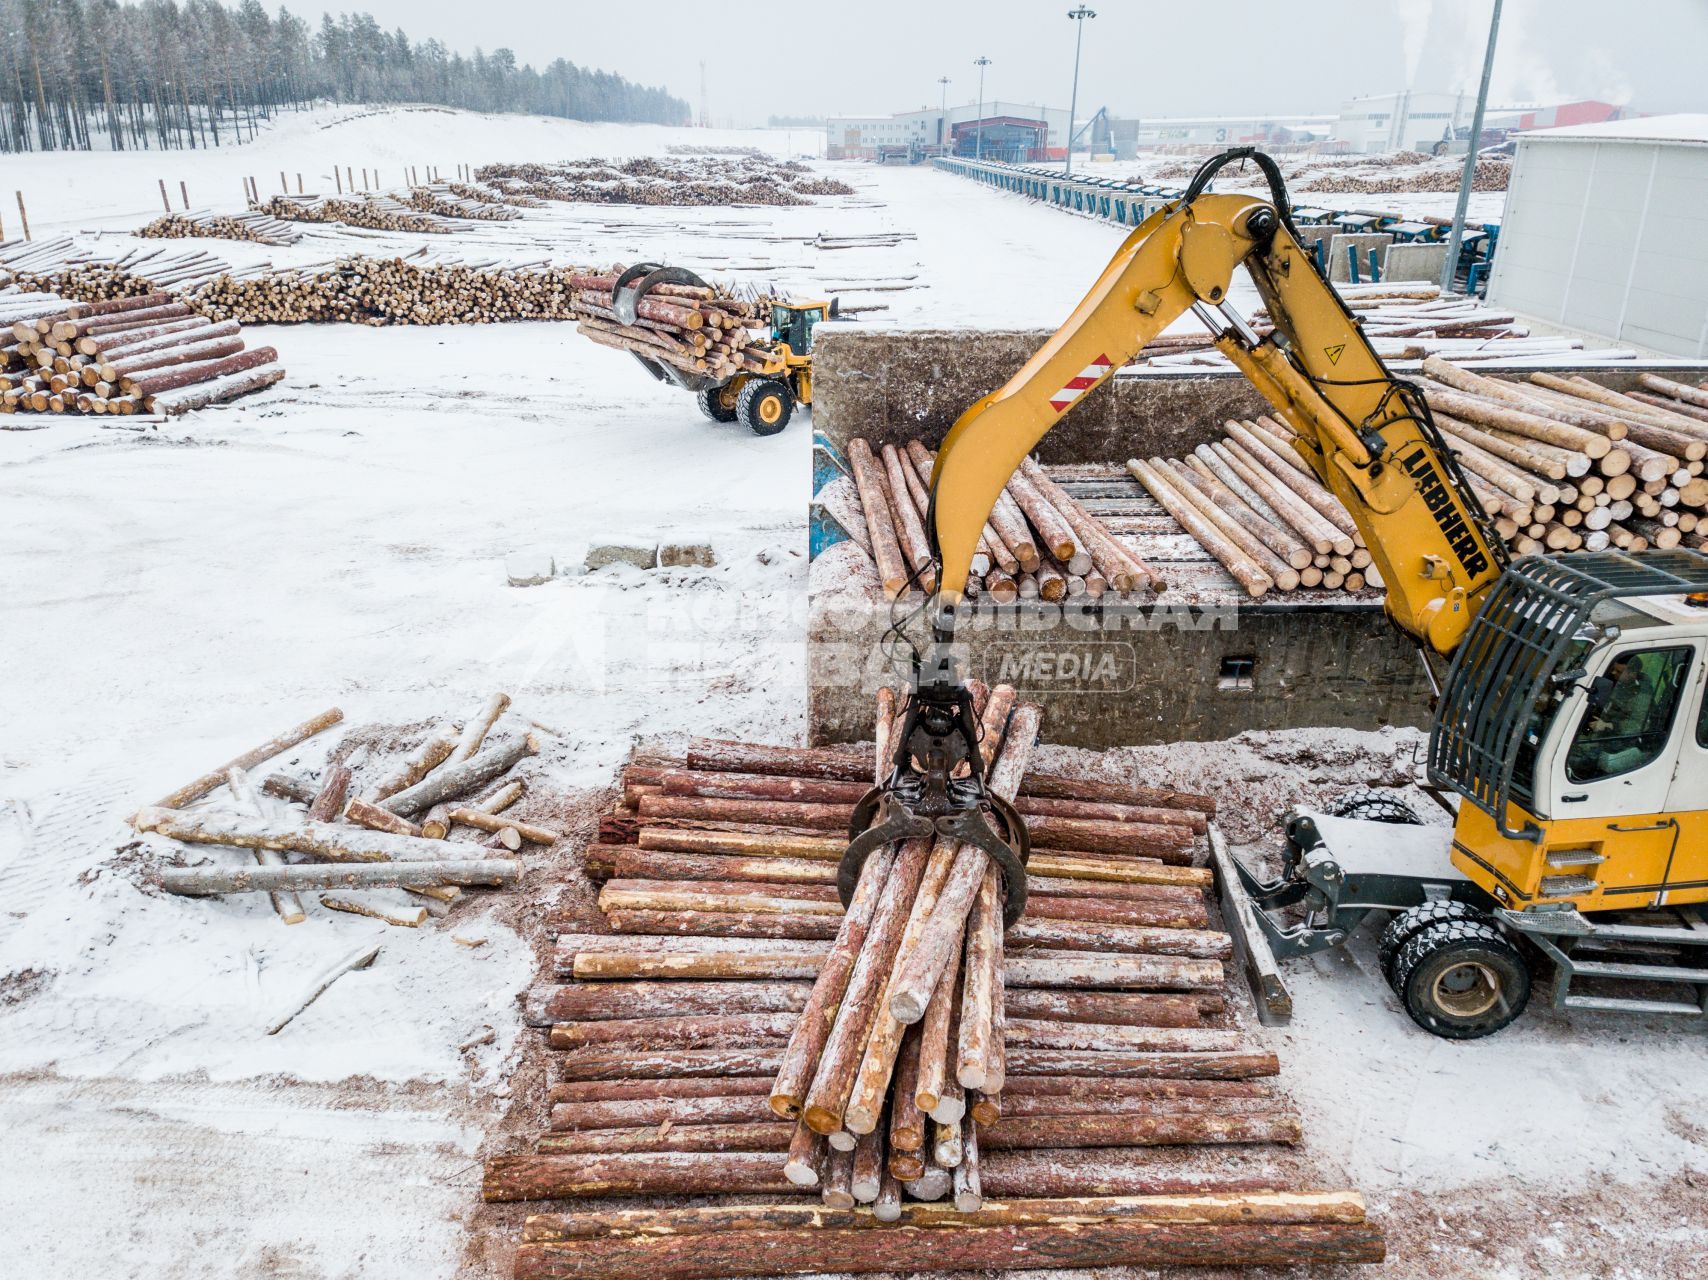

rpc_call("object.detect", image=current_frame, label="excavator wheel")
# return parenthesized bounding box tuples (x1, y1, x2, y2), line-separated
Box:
(1326, 788, 1422, 826)
(697, 382, 741, 424)
(1391, 919, 1531, 1039)
(1376, 900, 1485, 986)
(737, 379, 794, 436)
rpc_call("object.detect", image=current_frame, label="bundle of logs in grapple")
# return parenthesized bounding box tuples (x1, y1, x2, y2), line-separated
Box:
(844, 435, 1166, 602)
(1, 289, 281, 415)
(567, 269, 771, 381)
(133, 694, 552, 929)
(485, 687, 1385, 1277)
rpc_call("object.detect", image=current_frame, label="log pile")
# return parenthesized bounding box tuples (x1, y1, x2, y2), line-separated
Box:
(402, 184, 523, 221)
(484, 695, 1383, 1275)
(475, 157, 852, 207)
(837, 361, 1708, 605)
(194, 257, 582, 326)
(137, 211, 304, 246)
(255, 193, 460, 234)
(566, 268, 772, 382)
(1137, 283, 1627, 369)
(841, 436, 1165, 602)
(1298, 157, 1511, 195)
(131, 693, 552, 927)
(1, 288, 282, 416)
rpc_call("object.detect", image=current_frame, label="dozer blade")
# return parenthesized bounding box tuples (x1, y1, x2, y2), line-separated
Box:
(1206, 822, 1292, 1025)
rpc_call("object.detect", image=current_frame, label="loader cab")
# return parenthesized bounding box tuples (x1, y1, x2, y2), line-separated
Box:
(1431, 552, 1708, 914)
(770, 299, 834, 360)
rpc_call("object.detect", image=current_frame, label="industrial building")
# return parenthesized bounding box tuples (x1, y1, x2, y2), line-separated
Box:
(1331, 91, 1629, 154)
(826, 101, 1070, 162)
(1489, 113, 1708, 360)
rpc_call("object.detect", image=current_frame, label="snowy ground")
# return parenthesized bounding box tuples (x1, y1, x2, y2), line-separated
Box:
(2, 107, 1705, 1279)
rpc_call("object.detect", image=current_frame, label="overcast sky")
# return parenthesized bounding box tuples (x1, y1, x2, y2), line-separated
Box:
(296, 0, 1708, 126)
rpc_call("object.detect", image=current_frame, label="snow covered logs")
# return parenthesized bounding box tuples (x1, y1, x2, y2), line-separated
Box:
(1, 289, 280, 415)
(488, 698, 1384, 1271)
(566, 269, 772, 383)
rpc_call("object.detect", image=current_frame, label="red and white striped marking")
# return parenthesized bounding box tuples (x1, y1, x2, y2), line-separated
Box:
(1047, 354, 1114, 414)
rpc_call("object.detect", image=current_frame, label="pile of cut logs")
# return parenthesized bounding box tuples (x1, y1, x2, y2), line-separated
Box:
(195, 257, 580, 326)
(402, 185, 522, 221)
(842, 436, 1164, 602)
(137, 211, 304, 246)
(474, 157, 850, 208)
(1298, 157, 1511, 194)
(2, 289, 281, 416)
(255, 193, 457, 234)
(568, 268, 772, 382)
(486, 689, 1384, 1276)
(133, 694, 555, 928)
(1138, 284, 1627, 368)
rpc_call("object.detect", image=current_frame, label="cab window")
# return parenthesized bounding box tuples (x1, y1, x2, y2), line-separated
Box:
(1565, 646, 1693, 783)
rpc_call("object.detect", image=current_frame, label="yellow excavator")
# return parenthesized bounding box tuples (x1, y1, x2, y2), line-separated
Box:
(845, 148, 1708, 1039)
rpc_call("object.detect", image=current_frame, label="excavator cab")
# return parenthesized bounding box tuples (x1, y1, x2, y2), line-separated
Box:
(1237, 550, 1708, 1038)
(770, 299, 833, 356)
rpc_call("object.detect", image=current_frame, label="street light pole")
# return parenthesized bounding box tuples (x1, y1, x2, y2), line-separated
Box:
(1065, 5, 1096, 175)
(974, 56, 991, 160)
(1440, 0, 1504, 294)
(938, 75, 950, 148)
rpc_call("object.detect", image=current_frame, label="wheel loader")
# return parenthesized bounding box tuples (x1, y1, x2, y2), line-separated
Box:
(840, 147, 1708, 1041)
(612, 263, 834, 436)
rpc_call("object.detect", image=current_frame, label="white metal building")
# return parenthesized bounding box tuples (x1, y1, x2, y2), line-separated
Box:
(1331, 91, 1470, 154)
(827, 102, 1070, 160)
(1488, 115, 1708, 360)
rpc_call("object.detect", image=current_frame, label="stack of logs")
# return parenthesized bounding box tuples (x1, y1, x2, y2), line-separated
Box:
(255, 194, 457, 234)
(137, 211, 304, 246)
(474, 157, 851, 208)
(843, 436, 1164, 602)
(1128, 417, 1378, 599)
(402, 185, 522, 221)
(484, 690, 1386, 1277)
(1139, 283, 1615, 368)
(2, 289, 281, 416)
(195, 257, 582, 326)
(568, 268, 772, 382)
(134, 694, 556, 927)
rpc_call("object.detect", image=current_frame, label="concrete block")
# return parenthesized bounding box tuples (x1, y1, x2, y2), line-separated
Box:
(586, 540, 658, 571)
(505, 551, 555, 587)
(1327, 233, 1395, 283)
(1383, 242, 1450, 283)
(659, 541, 717, 568)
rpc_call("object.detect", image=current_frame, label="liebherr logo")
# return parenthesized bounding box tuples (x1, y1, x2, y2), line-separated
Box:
(1398, 445, 1490, 578)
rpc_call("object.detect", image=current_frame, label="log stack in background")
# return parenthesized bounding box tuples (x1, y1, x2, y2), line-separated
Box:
(476, 156, 854, 207)
(195, 257, 579, 326)
(483, 693, 1385, 1276)
(254, 193, 462, 234)
(566, 268, 771, 383)
(402, 184, 523, 221)
(137, 211, 304, 246)
(1137, 283, 1631, 368)
(2, 289, 282, 416)
(132, 693, 552, 927)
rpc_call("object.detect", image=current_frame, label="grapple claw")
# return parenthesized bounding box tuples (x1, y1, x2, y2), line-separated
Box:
(935, 794, 1031, 925)
(837, 789, 934, 907)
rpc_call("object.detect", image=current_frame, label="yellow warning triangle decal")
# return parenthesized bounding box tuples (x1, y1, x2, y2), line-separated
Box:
(1325, 344, 1346, 365)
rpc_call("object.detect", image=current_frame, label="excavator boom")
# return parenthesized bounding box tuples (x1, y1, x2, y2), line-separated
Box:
(927, 148, 1505, 655)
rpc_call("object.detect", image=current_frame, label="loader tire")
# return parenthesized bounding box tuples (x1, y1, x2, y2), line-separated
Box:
(1326, 788, 1421, 826)
(697, 383, 740, 423)
(1376, 900, 1484, 986)
(1392, 920, 1530, 1039)
(738, 379, 793, 436)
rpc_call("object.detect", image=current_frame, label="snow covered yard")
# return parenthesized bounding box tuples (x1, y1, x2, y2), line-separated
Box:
(1, 106, 1705, 1280)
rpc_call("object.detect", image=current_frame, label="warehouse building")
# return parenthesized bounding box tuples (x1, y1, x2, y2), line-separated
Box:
(827, 102, 1070, 161)
(1488, 114, 1708, 360)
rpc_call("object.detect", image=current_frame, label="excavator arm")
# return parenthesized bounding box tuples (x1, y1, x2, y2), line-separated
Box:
(841, 150, 1505, 903)
(928, 148, 1505, 654)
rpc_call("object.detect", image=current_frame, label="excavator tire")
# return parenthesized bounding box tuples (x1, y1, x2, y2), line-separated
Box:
(1326, 788, 1422, 826)
(1391, 919, 1530, 1039)
(737, 379, 793, 436)
(697, 383, 740, 423)
(1376, 900, 1485, 985)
